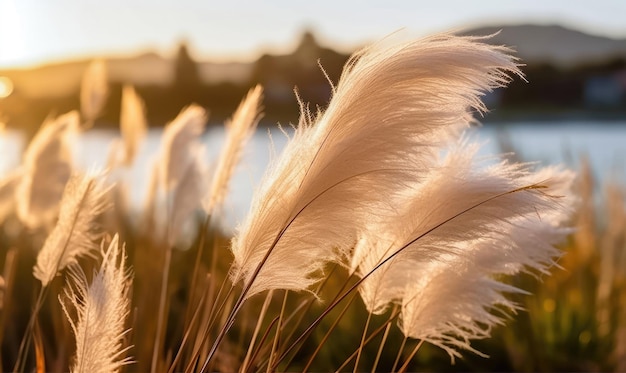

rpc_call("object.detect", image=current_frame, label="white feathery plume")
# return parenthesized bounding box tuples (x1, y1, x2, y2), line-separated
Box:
(169, 148, 207, 247)
(16, 111, 78, 229)
(398, 253, 520, 360)
(230, 34, 520, 298)
(80, 59, 108, 124)
(34, 170, 111, 287)
(202, 85, 263, 214)
(0, 168, 21, 223)
(158, 105, 207, 191)
(61, 234, 133, 373)
(119, 85, 147, 166)
(350, 140, 575, 356)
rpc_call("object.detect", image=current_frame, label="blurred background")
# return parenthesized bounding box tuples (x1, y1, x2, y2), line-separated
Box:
(1, 1, 626, 371)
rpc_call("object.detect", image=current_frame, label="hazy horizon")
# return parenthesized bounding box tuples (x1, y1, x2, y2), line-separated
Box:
(2, 0, 626, 69)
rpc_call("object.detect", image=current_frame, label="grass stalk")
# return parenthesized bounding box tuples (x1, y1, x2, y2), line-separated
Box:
(391, 336, 408, 372)
(241, 289, 275, 372)
(267, 290, 288, 372)
(371, 306, 397, 373)
(398, 339, 425, 373)
(302, 291, 359, 372)
(353, 310, 373, 373)
(151, 246, 172, 373)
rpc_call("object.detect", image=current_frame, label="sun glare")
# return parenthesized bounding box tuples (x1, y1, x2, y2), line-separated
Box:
(0, 77, 14, 98)
(0, 0, 27, 68)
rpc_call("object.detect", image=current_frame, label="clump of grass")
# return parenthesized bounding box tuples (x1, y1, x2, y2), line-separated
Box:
(0, 33, 580, 372)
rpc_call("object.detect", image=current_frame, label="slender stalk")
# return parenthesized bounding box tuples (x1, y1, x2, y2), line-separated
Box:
(244, 316, 280, 373)
(14, 286, 47, 373)
(302, 291, 359, 372)
(175, 215, 213, 371)
(267, 291, 288, 372)
(371, 306, 397, 373)
(241, 290, 275, 372)
(151, 194, 173, 373)
(167, 276, 210, 373)
(334, 309, 401, 373)
(391, 336, 408, 372)
(0, 248, 17, 363)
(353, 311, 373, 373)
(151, 247, 172, 373)
(184, 273, 236, 373)
(398, 339, 424, 373)
(274, 183, 544, 369)
(183, 214, 212, 332)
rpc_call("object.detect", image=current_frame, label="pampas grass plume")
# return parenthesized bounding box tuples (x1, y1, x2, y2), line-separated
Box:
(119, 85, 147, 166)
(169, 149, 206, 246)
(61, 233, 133, 373)
(158, 105, 207, 191)
(203, 85, 263, 214)
(351, 141, 574, 356)
(230, 34, 521, 299)
(34, 170, 111, 286)
(81, 59, 108, 124)
(16, 111, 78, 229)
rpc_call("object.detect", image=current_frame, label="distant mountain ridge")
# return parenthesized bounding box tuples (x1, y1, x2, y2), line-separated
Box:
(2, 23, 626, 100)
(460, 24, 626, 67)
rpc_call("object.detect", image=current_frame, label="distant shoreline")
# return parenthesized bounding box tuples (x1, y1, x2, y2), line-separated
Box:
(482, 109, 626, 125)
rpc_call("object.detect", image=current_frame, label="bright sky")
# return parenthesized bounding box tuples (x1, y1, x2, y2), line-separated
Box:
(1, 0, 626, 68)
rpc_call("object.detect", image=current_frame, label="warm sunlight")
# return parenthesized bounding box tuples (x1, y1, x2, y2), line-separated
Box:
(0, 77, 14, 98)
(0, 0, 27, 67)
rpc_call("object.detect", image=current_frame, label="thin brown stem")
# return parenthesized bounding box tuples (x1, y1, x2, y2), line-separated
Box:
(275, 183, 542, 369)
(302, 291, 358, 372)
(353, 310, 373, 373)
(372, 305, 397, 373)
(167, 276, 210, 373)
(391, 336, 407, 372)
(14, 285, 47, 373)
(241, 290, 275, 372)
(151, 247, 172, 373)
(398, 339, 424, 373)
(267, 291, 288, 372)
(182, 215, 211, 332)
(244, 316, 280, 373)
(334, 308, 401, 373)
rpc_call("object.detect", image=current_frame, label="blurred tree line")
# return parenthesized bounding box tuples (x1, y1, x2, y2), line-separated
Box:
(2, 31, 626, 137)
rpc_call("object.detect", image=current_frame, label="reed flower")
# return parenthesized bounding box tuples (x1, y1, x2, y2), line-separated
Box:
(168, 149, 206, 246)
(118, 85, 147, 166)
(203, 85, 263, 214)
(347, 141, 575, 362)
(80, 59, 108, 124)
(0, 168, 21, 223)
(16, 111, 78, 229)
(33, 170, 111, 286)
(158, 105, 207, 192)
(60, 234, 133, 373)
(231, 34, 521, 299)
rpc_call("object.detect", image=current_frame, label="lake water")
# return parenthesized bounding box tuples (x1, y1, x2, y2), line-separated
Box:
(2, 120, 625, 230)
